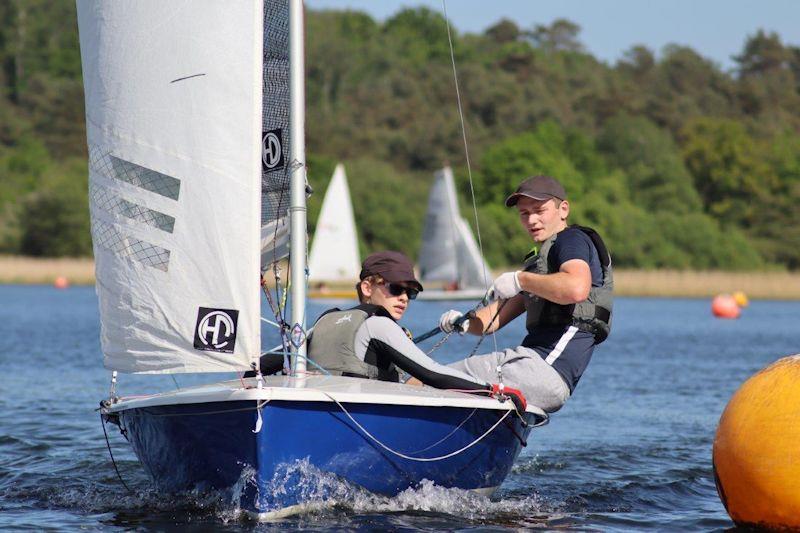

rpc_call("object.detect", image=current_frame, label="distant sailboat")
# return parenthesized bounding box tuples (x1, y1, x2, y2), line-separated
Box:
(418, 166, 490, 300)
(308, 163, 360, 285)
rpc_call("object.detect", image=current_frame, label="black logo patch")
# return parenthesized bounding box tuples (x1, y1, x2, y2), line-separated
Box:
(194, 307, 239, 353)
(262, 128, 285, 173)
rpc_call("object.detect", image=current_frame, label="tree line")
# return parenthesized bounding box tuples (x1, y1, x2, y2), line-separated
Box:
(2, 3, 800, 270)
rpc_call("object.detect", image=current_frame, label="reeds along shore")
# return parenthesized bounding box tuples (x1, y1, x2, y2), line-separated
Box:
(0, 256, 95, 286)
(1, 256, 799, 300)
(612, 269, 800, 300)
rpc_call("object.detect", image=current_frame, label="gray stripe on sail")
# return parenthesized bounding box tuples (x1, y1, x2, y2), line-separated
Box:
(91, 219, 171, 272)
(89, 146, 181, 201)
(90, 183, 176, 233)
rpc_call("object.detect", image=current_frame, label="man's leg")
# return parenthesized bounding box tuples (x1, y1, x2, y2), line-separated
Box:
(449, 347, 570, 413)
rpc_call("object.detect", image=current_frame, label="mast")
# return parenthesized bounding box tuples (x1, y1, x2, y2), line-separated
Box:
(288, 0, 308, 374)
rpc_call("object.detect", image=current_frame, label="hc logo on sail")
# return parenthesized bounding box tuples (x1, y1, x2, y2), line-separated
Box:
(262, 128, 285, 173)
(194, 307, 239, 354)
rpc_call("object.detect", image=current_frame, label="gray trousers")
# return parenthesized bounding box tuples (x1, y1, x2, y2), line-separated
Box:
(448, 346, 570, 413)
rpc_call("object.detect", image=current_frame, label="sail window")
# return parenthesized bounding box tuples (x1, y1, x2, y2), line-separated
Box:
(91, 219, 171, 272)
(260, 0, 292, 268)
(90, 184, 176, 233)
(89, 146, 181, 201)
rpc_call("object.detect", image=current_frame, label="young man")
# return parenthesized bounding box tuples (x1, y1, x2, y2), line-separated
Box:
(439, 175, 613, 413)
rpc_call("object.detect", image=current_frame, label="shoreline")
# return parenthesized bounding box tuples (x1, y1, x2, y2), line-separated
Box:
(2, 256, 800, 300)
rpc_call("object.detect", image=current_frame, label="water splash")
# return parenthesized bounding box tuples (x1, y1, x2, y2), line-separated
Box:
(209, 458, 551, 525)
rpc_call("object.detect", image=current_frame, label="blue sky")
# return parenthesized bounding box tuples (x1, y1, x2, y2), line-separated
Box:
(305, 0, 800, 71)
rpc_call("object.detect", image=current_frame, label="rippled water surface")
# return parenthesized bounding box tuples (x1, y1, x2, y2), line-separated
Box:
(2, 285, 798, 530)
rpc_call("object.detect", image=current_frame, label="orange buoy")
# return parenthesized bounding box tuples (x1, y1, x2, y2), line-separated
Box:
(713, 355, 800, 529)
(53, 276, 69, 289)
(732, 291, 749, 308)
(711, 294, 740, 319)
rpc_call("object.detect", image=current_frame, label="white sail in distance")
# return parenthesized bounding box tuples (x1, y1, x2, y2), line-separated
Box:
(418, 167, 490, 289)
(77, 1, 264, 373)
(308, 164, 361, 282)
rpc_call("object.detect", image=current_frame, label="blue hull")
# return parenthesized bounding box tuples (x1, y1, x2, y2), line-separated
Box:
(117, 400, 535, 513)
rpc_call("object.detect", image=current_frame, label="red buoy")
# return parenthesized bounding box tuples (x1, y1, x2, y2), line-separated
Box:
(54, 276, 70, 289)
(711, 294, 740, 319)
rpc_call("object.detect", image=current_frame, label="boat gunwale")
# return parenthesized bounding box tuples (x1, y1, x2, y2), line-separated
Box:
(104, 375, 547, 419)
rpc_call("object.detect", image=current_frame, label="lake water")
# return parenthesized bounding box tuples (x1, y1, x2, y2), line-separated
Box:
(1, 284, 798, 530)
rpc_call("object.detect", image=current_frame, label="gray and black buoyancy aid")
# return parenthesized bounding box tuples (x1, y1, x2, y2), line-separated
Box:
(306, 304, 399, 380)
(522, 225, 614, 343)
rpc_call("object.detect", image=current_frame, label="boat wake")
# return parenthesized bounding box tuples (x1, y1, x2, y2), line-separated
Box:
(3, 455, 553, 528)
(220, 458, 549, 525)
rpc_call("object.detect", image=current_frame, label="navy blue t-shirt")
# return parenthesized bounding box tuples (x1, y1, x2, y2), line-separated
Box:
(523, 227, 603, 392)
(547, 227, 602, 287)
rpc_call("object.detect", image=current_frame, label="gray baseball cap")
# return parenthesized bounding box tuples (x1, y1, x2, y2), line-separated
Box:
(505, 175, 567, 207)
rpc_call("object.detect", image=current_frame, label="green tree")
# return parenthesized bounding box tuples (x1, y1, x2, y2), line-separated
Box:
(680, 117, 775, 224)
(648, 45, 735, 135)
(598, 114, 701, 213)
(654, 212, 763, 270)
(734, 30, 800, 133)
(475, 123, 584, 206)
(527, 19, 584, 53)
(485, 19, 521, 44)
(18, 157, 91, 256)
(751, 130, 800, 267)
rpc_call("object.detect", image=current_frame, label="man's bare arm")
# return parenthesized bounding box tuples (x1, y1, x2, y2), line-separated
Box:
(466, 294, 526, 335)
(516, 258, 591, 304)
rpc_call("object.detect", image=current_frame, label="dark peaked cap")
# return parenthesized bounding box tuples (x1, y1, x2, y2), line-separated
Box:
(505, 175, 567, 207)
(359, 251, 423, 292)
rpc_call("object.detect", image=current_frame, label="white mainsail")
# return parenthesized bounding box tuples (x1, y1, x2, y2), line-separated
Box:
(418, 167, 490, 289)
(77, 1, 265, 373)
(308, 164, 361, 282)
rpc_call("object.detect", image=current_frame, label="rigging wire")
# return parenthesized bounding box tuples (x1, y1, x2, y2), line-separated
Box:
(260, 316, 282, 329)
(262, 277, 292, 372)
(468, 299, 508, 358)
(441, 2, 489, 293)
(441, 0, 501, 365)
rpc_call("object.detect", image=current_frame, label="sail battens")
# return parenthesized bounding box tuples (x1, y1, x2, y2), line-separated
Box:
(89, 147, 181, 201)
(90, 183, 176, 233)
(91, 219, 171, 272)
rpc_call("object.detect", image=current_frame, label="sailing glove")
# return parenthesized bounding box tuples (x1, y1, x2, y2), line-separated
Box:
(439, 310, 469, 334)
(488, 271, 522, 300)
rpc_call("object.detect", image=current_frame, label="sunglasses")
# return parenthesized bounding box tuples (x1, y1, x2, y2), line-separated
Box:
(383, 282, 419, 300)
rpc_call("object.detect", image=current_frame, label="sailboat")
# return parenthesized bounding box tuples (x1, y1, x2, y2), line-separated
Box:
(417, 166, 492, 300)
(80, 0, 546, 518)
(307, 163, 360, 298)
